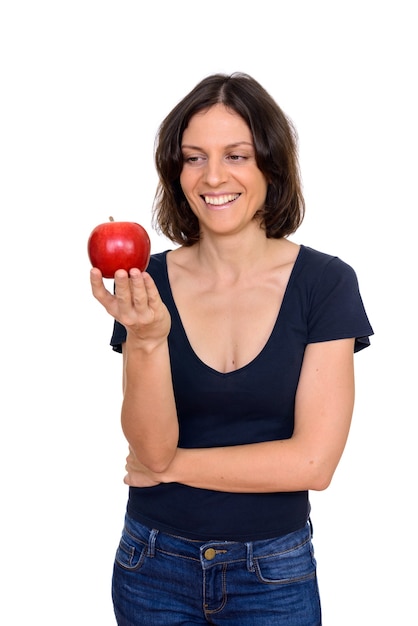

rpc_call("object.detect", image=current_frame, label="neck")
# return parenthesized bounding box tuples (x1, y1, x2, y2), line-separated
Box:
(192, 229, 281, 282)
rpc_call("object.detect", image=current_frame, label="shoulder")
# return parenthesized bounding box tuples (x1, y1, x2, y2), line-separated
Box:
(295, 246, 373, 350)
(293, 245, 367, 318)
(298, 245, 349, 267)
(147, 249, 171, 267)
(146, 250, 171, 279)
(296, 245, 359, 284)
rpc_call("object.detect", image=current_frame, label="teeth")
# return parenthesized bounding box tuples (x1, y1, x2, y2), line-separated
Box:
(204, 194, 239, 206)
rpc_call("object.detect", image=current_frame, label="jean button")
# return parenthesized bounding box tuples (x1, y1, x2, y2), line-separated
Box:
(204, 548, 216, 560)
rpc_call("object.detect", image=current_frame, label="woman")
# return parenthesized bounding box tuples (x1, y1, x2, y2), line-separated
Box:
(90, 73, 373, 625)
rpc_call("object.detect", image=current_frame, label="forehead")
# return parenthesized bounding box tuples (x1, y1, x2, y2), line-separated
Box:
(182, 104, 252, 145)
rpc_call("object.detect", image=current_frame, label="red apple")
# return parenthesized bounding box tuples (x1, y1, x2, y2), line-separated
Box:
(87, 217, 151, 278)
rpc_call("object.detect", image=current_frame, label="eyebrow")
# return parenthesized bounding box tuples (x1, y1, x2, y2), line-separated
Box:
(181, 141, 254, 150)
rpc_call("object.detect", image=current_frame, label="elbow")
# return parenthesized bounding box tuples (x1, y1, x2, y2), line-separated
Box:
(145, 455, 174, 474)
(133, 446, 177, 474)
(123, 426, 179, 474)
(306, 459, 336, 491)
(310, 473, 333, 491)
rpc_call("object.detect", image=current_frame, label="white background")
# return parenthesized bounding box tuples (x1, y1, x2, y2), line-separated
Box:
(1, 1, 416, 624)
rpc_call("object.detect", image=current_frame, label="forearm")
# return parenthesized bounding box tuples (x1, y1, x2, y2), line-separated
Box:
(122, 337, 179, 472)
(123, 339, 354, 492)
(159, 437, 337, 493)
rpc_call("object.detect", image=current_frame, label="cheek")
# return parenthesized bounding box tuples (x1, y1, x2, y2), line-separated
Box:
(179, 171, 191, 197)
(180, 172, 201, 209)
(179, 173, 199, 215)
(253, 176, 269, 204)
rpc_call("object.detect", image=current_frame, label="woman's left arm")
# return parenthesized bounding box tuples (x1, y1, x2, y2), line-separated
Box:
(125, 338, 355, 492)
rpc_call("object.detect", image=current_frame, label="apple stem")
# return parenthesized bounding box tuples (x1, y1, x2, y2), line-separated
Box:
(109, 216, 114, 222)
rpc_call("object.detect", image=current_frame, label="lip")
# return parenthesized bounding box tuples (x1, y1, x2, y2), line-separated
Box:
(206, 204, 229, 211)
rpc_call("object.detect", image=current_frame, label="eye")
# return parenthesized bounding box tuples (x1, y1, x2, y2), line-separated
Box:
(227, 154, 248, 162)
(183, 154, 206, 166)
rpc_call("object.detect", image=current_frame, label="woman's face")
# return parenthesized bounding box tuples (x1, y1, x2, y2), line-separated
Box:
(179, 104, 268, 238)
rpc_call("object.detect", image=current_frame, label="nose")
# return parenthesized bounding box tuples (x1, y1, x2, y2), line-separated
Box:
(203, 157, 227, 187)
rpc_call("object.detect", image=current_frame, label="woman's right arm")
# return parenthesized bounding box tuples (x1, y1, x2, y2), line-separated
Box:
(90, 267, 179, 471)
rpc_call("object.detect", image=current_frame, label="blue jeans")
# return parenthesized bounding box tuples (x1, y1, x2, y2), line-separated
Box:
(112, 514, 322, 625)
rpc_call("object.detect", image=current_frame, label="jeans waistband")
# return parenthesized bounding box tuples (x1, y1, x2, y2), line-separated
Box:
(123, 514, 312, 570)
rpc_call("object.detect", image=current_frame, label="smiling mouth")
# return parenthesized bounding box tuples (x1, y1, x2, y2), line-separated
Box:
(203, 194, 240, 206)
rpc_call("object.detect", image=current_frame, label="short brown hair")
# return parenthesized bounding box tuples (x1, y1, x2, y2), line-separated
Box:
(152, 73, 305, 246)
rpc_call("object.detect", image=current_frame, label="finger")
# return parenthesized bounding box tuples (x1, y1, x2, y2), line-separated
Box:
(90, 269, 116, 311)
(113, 269, 132, 298)
(142, 272, 164, 310)
(114, 269, 144, 311)
(126, 445, 134, 463)
(128, 270, 158, 313)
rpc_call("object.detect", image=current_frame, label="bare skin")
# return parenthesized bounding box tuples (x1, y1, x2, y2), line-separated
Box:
(167, 238, 298, 374)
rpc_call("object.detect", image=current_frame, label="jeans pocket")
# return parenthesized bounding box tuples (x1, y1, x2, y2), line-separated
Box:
(114, 528, 148, 571)
(254, 536, 317, 585)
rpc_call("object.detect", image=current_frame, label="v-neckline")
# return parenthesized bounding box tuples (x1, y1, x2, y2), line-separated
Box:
(162, 245, 304, 377)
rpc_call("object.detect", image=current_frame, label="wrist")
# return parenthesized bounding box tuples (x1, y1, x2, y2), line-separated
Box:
(125, 332, 168, 355)
(158, 448, 183, 484)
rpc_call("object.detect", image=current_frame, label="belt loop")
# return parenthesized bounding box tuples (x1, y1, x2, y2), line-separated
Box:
(147, 528, 158, 557)
(245, 542, 255, 572)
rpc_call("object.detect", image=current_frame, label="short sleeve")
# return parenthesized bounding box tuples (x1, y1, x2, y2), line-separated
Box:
(110, 319, 126, 353)
(307, 257, 374, 353)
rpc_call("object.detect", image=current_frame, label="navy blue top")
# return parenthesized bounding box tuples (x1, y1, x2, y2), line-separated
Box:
(110, 245, 373, 541)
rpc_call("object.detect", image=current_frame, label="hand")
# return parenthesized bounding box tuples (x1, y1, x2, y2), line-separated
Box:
(90, 268, 171, 346)
(124, 446, 162, 488)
